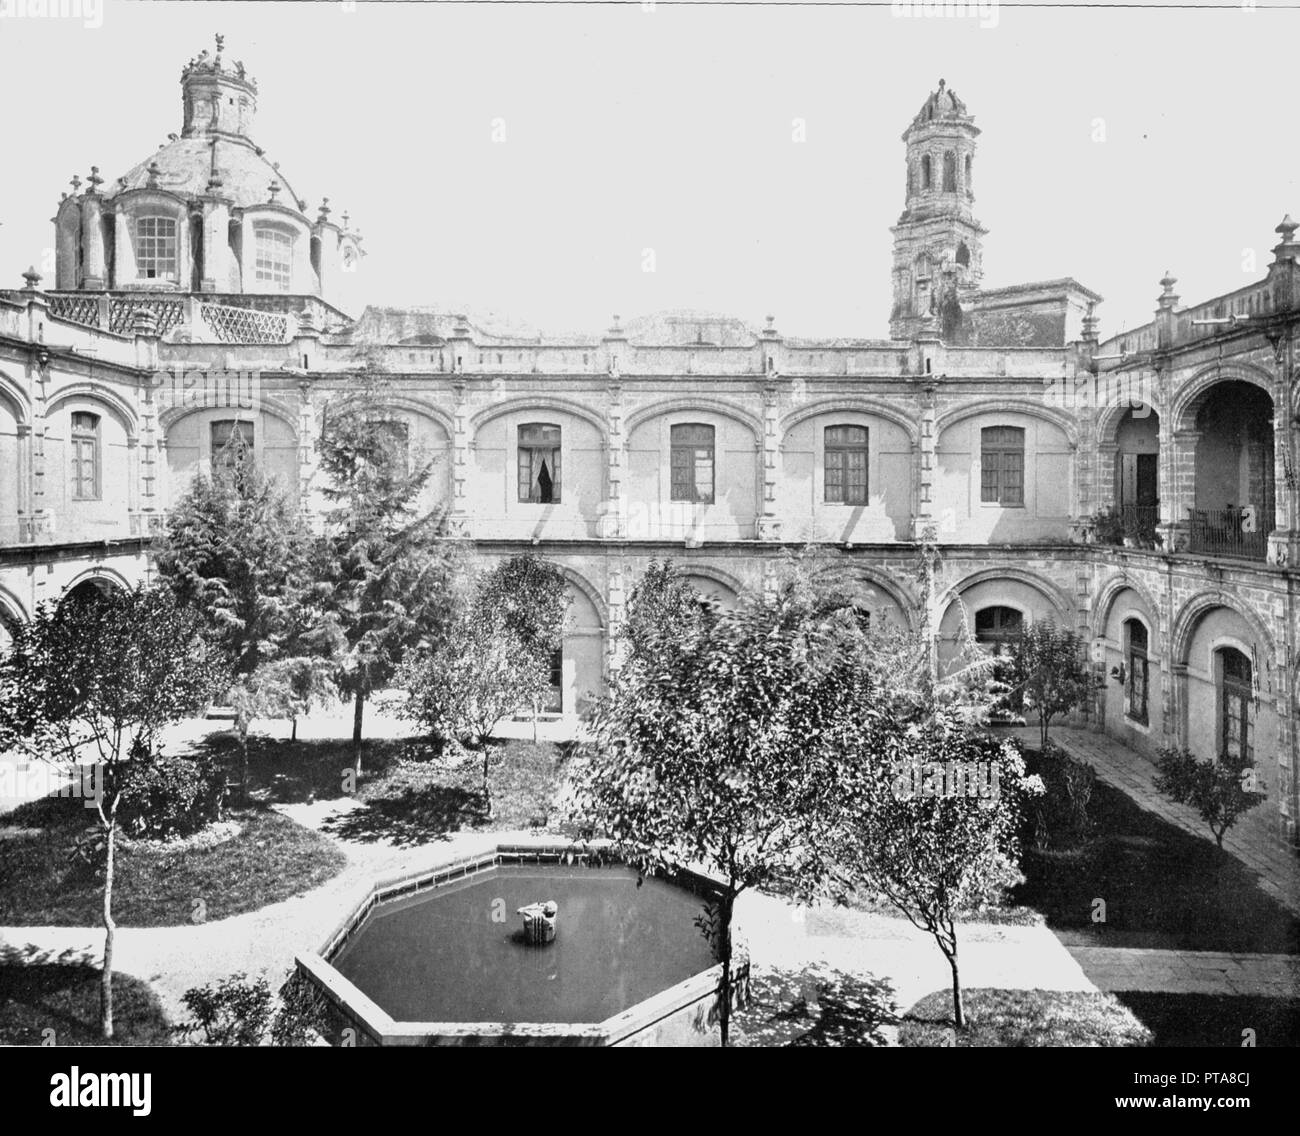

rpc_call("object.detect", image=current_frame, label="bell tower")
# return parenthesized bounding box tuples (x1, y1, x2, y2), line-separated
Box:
(889, 80, 987, 341)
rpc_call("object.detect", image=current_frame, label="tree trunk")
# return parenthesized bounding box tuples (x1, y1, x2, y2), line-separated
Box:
(717, 892, 736, 1047)
(1039, 712, 1049, 753)
(101, 820, 116, 1040)
(482, 747, 493, 820)
(240, 733, 249, 799)
(532, 695, 539, 744)
(352, 690, 365, 780)
(291, 716, 298, 743)
(947, 946, 964, 1031)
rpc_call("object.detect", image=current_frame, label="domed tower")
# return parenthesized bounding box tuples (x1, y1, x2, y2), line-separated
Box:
(889, 80, 987, 341)
(51, 34, 363, 315)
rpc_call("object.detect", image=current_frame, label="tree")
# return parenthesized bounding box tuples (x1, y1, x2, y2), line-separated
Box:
(573, 584, 865, 1045)
(476, 554, 569, 737)
(153, 435, 315, 678)
(621, 559, 715, 668)
(1008, 618, 1090, 751)
(838, 714, 1039, 1030)
(0, 587, 220, 1039)
(1154, 744, 1266, 849)
(400, 604, 548, 816)
(229, 656, 335, 792)
(312, 385, 459, 776)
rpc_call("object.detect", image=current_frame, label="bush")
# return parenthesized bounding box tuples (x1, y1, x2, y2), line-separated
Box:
(118, 752, 226, 840)
(1154, 744, 1266, 848)
(173, 971, 329, 1047)
(1028, 742, 1095, 849)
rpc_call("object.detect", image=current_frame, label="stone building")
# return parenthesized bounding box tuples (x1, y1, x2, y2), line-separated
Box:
(2, 41, 1298, 860)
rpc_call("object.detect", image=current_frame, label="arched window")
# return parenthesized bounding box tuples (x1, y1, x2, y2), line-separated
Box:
(920, 154, 932, 190)
(135, 215, 178, 281)
(1217, 647, 1253, 760)
(368, 418, 410, 477)
(942, 151, 957, 192)
(70, 411, 101, 500)
(1124, 619, 1149, 724)
(981, 426, 1025, 506)
(519, 423, 561, 504)
(975, 605, 1023, 654)
(824, 425, 869, 505)
(212, 419, 254, 472)
(671, 423, 715, 504)
(956, 241, 971, 268)
(254, 225, 294, 291)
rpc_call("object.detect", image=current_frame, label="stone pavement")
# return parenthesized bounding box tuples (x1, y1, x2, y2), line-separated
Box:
(1067, 946, 1300, 995)
(1008, 726, 1300, 918)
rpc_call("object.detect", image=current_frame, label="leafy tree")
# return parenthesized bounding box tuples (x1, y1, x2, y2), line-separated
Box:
(400, 604, 548, 816)
(1154, 744, 1266, 849)
(621, 559, 715, 667)
(153, 437, 315, 678)
(573, 584, 866, 1045)
(229, 656, 335, 792)
(838, 715, 1039, 1030)
(172, 970, 329, 1046)
(0, 587, 220, 1039)
(311, 385, 459, 776)
(1008, 618, 1090, 751)
(476, 554, 570, 736)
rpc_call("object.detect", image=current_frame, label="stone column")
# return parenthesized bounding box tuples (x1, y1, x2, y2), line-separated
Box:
(757, 381, 782, 541)
(113, 209, 137, 286)
(915, 382, 936, 538)
(80, 170, 107, 289)
(449, 379, 471, 535)
(200, 194, 232, 293)
(598, 377, 626, 539)
(1163, 428, 1199, 553)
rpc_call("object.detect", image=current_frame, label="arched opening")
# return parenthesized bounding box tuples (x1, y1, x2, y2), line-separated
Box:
(955, 241, 970, 268)
(920, 154, 932, 191)
(964, 153, 972, 192)
(59, 577, 120, 613)
(1123, 618, 1150, 725)
(1216, 646, 1254, 760)
(942, 151, 956, 192)
(1114, 406, 1160, 543)
(1189, 381, 1274, 559)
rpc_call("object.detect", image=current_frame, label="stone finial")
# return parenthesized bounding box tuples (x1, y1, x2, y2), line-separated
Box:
(317, 197, 332, 223)
(146, 161, 162, 188)
(1276, 214, 1298, 242)
(70, 174, 82, 193)
(22, 266, 42, 291)
(268, 181, 281, 203)
(341, 210, 351, 229)
(1159, 270, 1177, 292)
(132, 307, 159, 336)
(214, 33, 225, 60)
(207, 172, 224, 192)
(86, 166, 103, 192)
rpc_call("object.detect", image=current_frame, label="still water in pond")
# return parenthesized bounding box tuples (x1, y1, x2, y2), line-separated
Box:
(332, 865, 717, 1023)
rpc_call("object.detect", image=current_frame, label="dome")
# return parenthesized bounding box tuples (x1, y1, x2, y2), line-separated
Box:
(110, 136, 303, 212)
(912, 79, 969, 127)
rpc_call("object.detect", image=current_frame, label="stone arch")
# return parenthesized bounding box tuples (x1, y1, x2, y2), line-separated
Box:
(1171, 590, 1276, 671)
(1095, 399, 1162, 448)
(779, 397, 920, 448)
(1171, 361, 1276, 431)
(158, 396, 300, 439)
(624, 397, 762, 441)
(46, 384, 139, 442)
(555, 564, 607, 629)
(321, 392, 455, 440)
(59, 567, 132, 606)
(850, 564, 921, 631)
(672, 562, 747, 601)
(933, 399, 1079, 449)
(470, 396, 608, 440)
(0, 369, 32, 428)
(0, 584, 28, 630)
(1091, 574, 1163, 647)
(937, 566, 1073, 624)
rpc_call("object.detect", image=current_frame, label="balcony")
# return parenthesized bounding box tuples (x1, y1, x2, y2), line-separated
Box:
(1089, 504, 1160, 549)
(1187, 507, 1270, 561)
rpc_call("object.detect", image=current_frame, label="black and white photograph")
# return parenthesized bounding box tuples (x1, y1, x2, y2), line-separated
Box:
(0, 0, 1294, 1104)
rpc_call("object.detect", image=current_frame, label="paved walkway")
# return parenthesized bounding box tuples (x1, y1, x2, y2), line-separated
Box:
(1008, 726, 1300, 918)
(1067, 946, 1300, 995)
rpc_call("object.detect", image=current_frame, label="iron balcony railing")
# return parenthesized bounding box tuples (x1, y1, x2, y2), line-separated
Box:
(1187, 506, 1270, 561)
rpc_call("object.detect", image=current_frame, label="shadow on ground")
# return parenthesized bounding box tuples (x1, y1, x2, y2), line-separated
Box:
(0, 945, 171, 1045)
(732, 962, 898, 1047)
(1012, 779, 1300, 953)
(1115, 992, 1300, 1047)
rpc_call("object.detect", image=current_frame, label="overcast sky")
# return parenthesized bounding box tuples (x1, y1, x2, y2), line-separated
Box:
(0, 1, 1295, 338)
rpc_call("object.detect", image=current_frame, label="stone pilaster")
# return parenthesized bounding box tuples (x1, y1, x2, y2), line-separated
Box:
(598, 377, 626, 539)
(449, 378, 471, 535)
(757, 380, 782, 541)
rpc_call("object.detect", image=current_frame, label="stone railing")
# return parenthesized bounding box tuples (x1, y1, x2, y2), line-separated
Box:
(108, 296, 185, 337)
(197, 303, 290, 345)
(47, 293, 103, 328)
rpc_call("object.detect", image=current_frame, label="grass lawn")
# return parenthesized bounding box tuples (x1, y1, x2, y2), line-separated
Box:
(899, 988, 1153, 1047)
(0, 961, 171, 1045)
(732, 962, 899, 1047)
(0, 798, 346, 927)
(1113, 993, 1300, 1047)
(225, 734, 575, 846)
(1011, 778, 1300, 953)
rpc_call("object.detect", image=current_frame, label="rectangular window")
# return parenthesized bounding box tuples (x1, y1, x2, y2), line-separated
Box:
(135, 216, 178, 281)
(670, 423, 715, 504)
(70, 411, 100, 500)
(211, 420, 254, 472)
(518, 423, 561, 503)
(825, 425, 869, 505)
(1220, 649, 1253, 761)
(1125, 620, 1149, 725)
(981, 425, 1025, 506)
(254, 227, 294, 291)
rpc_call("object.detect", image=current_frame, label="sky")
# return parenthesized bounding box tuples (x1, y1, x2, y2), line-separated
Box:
(0, 1, 1295, 339)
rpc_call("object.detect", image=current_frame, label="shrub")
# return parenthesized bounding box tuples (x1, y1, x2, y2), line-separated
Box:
(118, 752, 226, 840)
(1028, 742, 1096, 849)
(1154, 744, 1266, 848)
(174, 971, 329, 1047)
